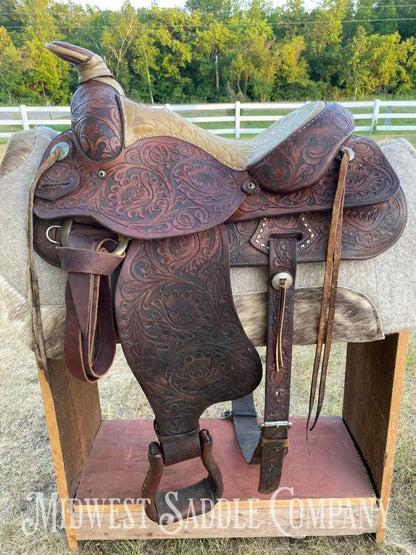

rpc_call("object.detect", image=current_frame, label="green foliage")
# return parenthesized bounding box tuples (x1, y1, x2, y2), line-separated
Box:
(0, 0, 416, 105)
(0, 26, 23, 102)
(340, 28, 411, 97)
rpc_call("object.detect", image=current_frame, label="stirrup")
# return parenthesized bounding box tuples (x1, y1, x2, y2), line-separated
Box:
(142, 429, 223, 524)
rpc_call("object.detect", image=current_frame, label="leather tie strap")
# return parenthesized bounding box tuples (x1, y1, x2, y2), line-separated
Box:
(307, 146, 353, 431)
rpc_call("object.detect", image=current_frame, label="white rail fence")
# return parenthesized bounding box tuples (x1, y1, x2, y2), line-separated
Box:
(1, 100, 416, 139)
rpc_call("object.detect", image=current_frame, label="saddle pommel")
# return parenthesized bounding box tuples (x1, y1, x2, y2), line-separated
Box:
(45, 41, 124, 95)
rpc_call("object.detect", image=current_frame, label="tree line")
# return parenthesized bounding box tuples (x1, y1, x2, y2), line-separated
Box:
(0, 0, 415, 105)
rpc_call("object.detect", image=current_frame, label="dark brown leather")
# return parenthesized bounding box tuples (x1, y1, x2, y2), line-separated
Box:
(34, 134, 248, 240)
(58, 225, 125, 382)
(256, 235, 297, 493)
(248, 103, 354, 194)
(142, 429, 223, 524)
(71, 81, 124, 162)
(115, 226, 262, 438)
(225, 189, 407, 266)
(230, 136, 401, 222)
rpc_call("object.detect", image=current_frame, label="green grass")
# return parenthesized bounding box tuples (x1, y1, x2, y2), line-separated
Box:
(368, 131, 416, 148)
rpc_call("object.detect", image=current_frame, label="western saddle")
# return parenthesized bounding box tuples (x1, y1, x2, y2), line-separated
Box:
(29, 42, 406, 524)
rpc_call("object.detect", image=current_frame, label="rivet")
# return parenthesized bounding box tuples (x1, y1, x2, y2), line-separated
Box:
(243, 181, 257, 194)
(97, 170, 107, 179)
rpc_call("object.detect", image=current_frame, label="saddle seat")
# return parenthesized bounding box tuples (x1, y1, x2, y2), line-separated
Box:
(123, 98, 354, 194)
(123, 98, 325, 169)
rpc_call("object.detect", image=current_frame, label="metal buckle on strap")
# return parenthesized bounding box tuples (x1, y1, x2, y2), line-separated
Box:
(259, 420, 292, 430)
(220, 410, 233, 421)
(58, 218, 129, 255)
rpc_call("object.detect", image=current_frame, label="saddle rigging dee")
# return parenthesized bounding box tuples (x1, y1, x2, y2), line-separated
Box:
(31, 42, 406, 524)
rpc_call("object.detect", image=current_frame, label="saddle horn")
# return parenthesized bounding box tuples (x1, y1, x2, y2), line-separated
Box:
(45, 41, 124, 161)
(45, 41, 124, 95)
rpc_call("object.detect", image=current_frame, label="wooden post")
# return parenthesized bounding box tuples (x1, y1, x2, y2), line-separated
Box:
(342, 332, 409, 544)
(38, 359, 102, 551)
(384, 105, 392, 127)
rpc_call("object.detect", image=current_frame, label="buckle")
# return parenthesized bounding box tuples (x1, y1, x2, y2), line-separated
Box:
(60, 218, 129, 255)
(259, 420, 292, 430)
(220, 410, 233, 421)
(220, 410, 258, 421)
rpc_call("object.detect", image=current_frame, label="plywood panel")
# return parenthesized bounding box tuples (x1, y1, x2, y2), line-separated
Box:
(72, 417, 378, 541)
(76, 417, 375, 504)
(43, 359, 102, 497)
(73, 502, 378, 540)
(342, 333, 408, 543)
(38, 359, 102, 550)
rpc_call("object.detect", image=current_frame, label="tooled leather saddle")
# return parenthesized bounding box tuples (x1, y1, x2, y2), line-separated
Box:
(30, 42, 406, 524)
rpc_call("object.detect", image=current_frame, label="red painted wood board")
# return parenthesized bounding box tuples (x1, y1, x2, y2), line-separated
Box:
(75, 416, 375, 504)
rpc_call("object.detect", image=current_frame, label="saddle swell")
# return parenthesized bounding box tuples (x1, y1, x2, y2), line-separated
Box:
(31, 42, 406, 524)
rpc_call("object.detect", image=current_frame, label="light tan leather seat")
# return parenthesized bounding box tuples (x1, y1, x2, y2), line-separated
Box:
(122, 99, 325, 171)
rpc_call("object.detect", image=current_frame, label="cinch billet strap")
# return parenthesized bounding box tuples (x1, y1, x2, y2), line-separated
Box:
(230, 234, 298, 494)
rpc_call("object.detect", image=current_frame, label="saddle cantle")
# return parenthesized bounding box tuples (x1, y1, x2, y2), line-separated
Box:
(30, 42, 406, 524)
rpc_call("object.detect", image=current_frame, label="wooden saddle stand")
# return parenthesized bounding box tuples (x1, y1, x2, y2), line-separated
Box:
(28, 42, 408, 548)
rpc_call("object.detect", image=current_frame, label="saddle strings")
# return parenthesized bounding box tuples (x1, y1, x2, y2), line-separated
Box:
(275, 279, 287, 369)
(27, 147, 63, 373)
(306, 147, 352, 433)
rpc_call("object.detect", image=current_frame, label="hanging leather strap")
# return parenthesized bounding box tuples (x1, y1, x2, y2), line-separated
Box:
(228, 234, 297, 493)
(56, 226, 126, 382)
(307, 146, 354, 431)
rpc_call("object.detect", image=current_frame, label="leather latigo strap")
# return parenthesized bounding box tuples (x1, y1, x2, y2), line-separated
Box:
(115, 225, 262, 523)
(56, 222, 125, 382)
(307, 147, 349, 430)
(229, 235, 297, 493)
